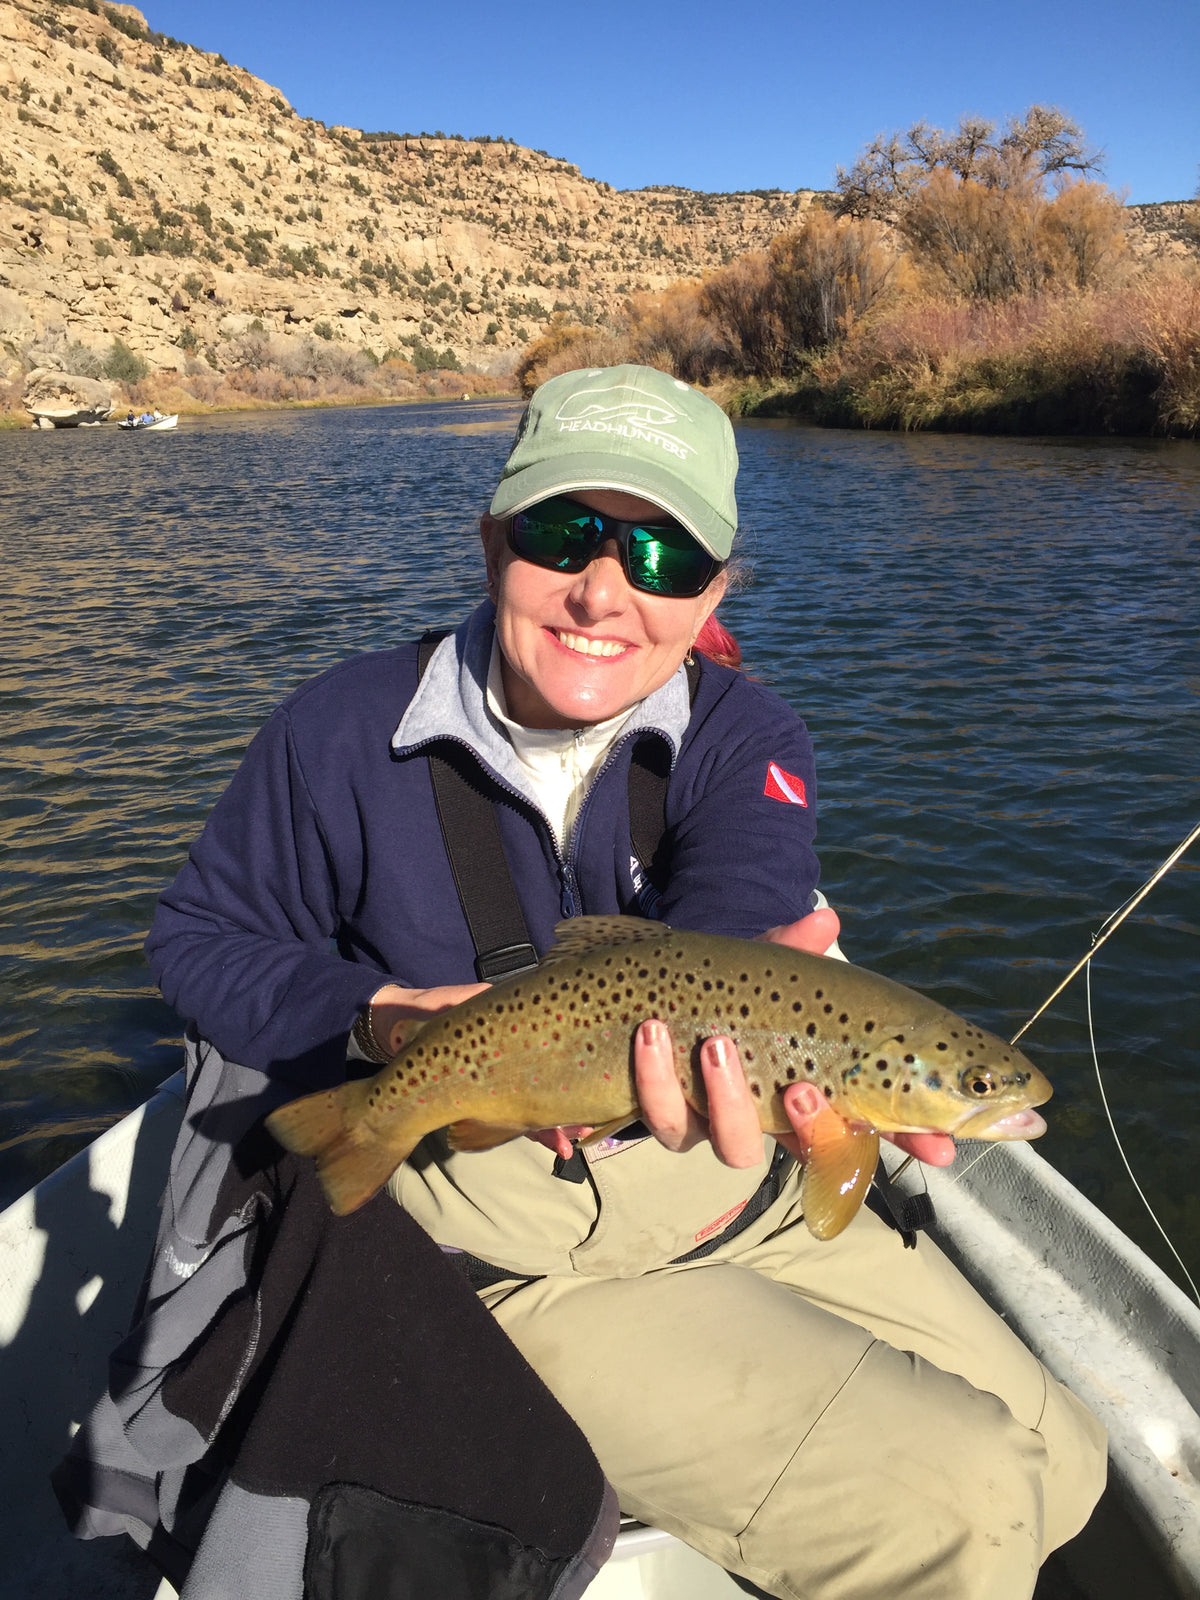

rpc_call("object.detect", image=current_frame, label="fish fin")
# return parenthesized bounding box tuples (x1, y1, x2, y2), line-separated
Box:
(799, 1113, 880, 1241)
(581, 1114, 642, 1145)
(545, 915, 672, 963)
(266, 1089, 410, 1215)
(445, 1118, 532, 1152)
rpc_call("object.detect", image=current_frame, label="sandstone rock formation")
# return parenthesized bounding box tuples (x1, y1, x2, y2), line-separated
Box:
(23, 365, 112, 424)
(2, 0, 1192, 386)
(0, 0, 821, 376)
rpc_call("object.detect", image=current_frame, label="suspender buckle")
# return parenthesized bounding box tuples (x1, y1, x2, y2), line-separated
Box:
(475, 943, 540, 983)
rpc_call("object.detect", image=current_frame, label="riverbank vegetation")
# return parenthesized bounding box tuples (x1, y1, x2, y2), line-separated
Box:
(519, 108, 1200, 437)
(1, 323, 511, 428)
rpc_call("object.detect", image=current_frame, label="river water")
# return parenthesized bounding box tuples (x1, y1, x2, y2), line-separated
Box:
(1, 402, 1197, 1289)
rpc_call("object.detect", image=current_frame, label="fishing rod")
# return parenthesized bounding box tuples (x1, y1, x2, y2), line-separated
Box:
(1010, 816, 1200, 1047)
(888, 819, 1200, 1231)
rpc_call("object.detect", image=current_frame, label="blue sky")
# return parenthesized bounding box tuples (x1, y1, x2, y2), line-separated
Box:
(143, 0, 1198, 204)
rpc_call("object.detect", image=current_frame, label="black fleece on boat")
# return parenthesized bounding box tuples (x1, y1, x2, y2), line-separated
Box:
(53, 1032, 616, 1600)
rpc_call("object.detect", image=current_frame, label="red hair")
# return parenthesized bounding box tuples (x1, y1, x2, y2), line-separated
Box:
(692, 613, 742, 670)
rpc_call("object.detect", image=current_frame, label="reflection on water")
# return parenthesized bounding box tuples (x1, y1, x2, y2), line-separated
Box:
(1, 404, 1198, 1288)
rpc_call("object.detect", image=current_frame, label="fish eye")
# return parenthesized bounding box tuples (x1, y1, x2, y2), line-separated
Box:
(961, 1067, 997, 1096)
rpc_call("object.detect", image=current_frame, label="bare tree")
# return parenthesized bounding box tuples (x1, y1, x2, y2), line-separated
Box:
(835, 107, 1103, 221)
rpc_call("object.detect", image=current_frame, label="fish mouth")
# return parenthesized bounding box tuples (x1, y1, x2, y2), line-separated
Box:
(968, 1106, 1048, 1140)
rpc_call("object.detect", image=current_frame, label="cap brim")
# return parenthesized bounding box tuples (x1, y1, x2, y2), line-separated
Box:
(489, 450, 733, 561)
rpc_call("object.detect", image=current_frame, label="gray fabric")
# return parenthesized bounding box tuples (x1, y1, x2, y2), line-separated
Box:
(179, 1483, 308, 1600)
(550, 1481, 622, 1600)
(392, 601, 693, 823)
(112, 1034, 295, 1472)
(59, 1032, 297, 1550)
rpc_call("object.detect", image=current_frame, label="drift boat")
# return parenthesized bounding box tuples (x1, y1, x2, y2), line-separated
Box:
(117, 412, 178, 431)
(1, 1074, 1198, 1600)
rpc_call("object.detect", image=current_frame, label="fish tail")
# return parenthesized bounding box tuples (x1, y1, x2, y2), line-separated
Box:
(266, 1087, 413, 1215)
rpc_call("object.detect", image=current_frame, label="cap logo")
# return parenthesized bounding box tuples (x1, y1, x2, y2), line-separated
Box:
(554, 383, 696, 462)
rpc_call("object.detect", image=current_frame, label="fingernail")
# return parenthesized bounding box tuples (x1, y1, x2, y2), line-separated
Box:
(710, 1037, 730, 1070)
(643, 1020, 665, 1047)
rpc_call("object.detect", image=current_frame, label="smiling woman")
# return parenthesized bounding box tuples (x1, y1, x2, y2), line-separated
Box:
(61, 365, 1105, 1600)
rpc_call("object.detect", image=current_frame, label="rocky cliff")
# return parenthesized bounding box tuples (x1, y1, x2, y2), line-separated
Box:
(0, 0, 821, 378)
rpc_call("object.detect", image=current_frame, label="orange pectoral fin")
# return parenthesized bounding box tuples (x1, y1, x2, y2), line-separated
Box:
(799, 1111, 880, 1241)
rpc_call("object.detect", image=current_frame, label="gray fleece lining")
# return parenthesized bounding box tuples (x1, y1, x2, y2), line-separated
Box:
(390, 601, 692, 822)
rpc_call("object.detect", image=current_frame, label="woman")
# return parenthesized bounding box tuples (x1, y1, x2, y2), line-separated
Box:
(145, 365, 1105, 1598)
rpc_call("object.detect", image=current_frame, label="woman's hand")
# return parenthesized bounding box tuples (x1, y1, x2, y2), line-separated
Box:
(368, 980, 490, 1057)
(633, 908, 957, 1171)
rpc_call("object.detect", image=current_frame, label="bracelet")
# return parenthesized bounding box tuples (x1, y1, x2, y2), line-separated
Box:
(352, 1003, 392, 1065)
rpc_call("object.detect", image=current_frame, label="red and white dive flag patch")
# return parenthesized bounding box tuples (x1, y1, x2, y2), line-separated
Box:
(763, 762, 808, 806)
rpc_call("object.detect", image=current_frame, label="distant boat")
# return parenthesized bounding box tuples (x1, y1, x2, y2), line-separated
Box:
(1, 1076, 1198, 1599)
(117, 412, 178, 431)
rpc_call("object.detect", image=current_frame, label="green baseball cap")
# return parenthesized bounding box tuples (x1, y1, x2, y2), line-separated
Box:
(490, 364, 739, 560)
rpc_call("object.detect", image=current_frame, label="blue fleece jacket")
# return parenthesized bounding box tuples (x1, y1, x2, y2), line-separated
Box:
(145, 603, 819, 1086)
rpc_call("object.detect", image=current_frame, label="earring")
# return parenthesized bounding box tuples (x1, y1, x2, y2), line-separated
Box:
(684, 646, 696, 666)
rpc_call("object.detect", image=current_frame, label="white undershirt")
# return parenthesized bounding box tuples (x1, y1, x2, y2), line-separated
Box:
(486, 640, 638, 852)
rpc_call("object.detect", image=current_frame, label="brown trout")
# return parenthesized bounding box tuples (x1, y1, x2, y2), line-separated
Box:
(266, 915, 1051, 1239)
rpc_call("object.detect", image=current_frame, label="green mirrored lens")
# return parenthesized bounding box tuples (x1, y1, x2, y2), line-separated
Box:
(513, 503, 599, 570)
(627, 524, 713, 595)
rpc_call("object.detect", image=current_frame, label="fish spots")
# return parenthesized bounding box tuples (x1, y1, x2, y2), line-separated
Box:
(823, 1003, 833, 1014)
(749, 1082, 762, 1098)
(936, 1042, 948, 1052)
(805, 1022, 818, 1037)
(786, 1065, 797, 1080)
(770, 992, 780, 1003)
(839, 1013, 849, 1025)
(792, 1001, 803, 1013)
(740, 1003, 751, 1018)
(904, 1054, 915, 1064)
(876, 1060, 888, 1072)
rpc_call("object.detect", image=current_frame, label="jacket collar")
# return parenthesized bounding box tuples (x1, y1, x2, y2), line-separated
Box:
(391, 601, 691, 807)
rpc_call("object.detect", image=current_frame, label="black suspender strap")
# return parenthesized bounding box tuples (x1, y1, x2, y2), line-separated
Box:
(418, 632, 539, 984)
(626, 655, 701, 893)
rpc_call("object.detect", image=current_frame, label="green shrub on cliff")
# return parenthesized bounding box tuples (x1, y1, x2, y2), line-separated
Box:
(104, 338, 148, 383)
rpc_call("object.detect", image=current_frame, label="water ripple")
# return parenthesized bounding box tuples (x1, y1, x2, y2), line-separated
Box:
(2, 405, 1198, 1288)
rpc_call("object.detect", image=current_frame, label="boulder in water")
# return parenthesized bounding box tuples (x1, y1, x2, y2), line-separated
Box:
(23, 369, 114, 429)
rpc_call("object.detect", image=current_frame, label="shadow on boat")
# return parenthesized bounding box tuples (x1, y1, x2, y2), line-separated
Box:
(0, 1075, 185, 1599)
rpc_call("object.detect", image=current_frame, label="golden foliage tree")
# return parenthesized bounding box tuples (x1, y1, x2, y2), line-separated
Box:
(1040, 179, 1128, 290)
(625, 282, 722, 385)
(515, 314, 630, 395)
(697, 250, 786, 376)
(768, 209, 897, 353)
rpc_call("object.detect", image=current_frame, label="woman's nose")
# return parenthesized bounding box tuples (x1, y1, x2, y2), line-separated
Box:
(569, 541, 627, 613)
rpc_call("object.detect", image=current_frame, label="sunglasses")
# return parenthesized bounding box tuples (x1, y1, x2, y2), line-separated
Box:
(508, 496, 724, 599)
